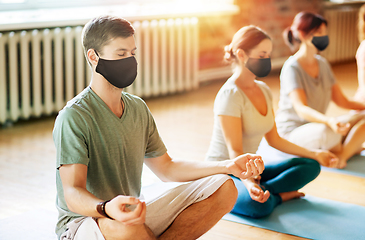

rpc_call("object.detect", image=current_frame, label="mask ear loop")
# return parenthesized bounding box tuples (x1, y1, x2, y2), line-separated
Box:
(94, 50, 100, 57)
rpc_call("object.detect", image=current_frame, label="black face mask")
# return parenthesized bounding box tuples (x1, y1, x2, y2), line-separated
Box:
(95, 51, 138, 89)
(311, 35, 329, 51)
(245, 58, 272, 78)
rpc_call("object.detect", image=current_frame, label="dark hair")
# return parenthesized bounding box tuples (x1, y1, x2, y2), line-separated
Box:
(283, 11, 327, 51)
(82, 15, 135, 65)
(224, 25, 271, 65)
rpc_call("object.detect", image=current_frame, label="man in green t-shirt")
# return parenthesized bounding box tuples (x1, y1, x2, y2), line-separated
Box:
(53, 15, 265, 240)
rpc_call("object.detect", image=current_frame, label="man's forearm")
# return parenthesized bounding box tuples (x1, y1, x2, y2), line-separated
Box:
(152, 160, 230, 182)
(63, 186, 104, 218)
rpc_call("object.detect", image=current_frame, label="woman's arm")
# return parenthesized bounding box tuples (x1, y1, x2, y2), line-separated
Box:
(289, 88, 329, 123)
(219, 115, 244, 159)
(265, 119, 316, 159)
(218, 115, 270, 203)
(265, 114, 337, 167)
(289, 89, 350, 135)
(332, 83, 365, 110)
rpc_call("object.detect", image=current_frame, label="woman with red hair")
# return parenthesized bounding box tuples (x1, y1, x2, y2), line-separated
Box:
(276, 12, 365, 169)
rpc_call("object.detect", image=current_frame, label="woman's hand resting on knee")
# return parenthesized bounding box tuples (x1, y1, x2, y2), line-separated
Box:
(313, 150, 339, 168)
(327, 117, 351, 136)
(242, 176, 270, 203)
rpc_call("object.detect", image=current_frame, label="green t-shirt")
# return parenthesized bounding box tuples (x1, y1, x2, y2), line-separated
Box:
(53, 87, 167, 237)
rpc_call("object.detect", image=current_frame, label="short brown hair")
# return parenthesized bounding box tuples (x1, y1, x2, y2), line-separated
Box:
(224, 25, 271, 65)
(82, 15, 135, 64)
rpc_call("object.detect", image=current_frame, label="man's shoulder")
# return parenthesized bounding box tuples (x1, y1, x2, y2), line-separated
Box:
(56, 88, 94, 124)
(123, 92, 145, 103)
(122, 92, 150, 112)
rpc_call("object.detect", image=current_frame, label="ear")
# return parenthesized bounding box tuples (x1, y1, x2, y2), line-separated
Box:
(297, 30, 311, 42)
(87, 49, 99, 66)
(236, 49, 249, 63)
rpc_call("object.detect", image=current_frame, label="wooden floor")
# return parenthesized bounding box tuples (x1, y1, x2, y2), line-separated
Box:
(1, 61, 364, 239)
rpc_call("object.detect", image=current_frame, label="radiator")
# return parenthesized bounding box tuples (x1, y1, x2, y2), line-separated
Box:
(322, 7, 359, 63)
(0, 17, 199, 124)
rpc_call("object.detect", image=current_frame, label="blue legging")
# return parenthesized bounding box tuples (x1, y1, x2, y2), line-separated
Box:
(231, 157, 320, 218)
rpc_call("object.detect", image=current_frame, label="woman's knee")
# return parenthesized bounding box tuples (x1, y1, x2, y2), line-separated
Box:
(294, 157, 321, 180)
(231, 196, 275, 218)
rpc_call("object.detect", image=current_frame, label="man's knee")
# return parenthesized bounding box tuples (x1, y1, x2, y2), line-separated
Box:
(211, 179, 238, 212)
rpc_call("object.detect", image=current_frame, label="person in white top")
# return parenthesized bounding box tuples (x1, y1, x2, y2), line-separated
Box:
(206, 25, 337, 218)
(355, 4, 365, 102)
(277, 12, 365, 169)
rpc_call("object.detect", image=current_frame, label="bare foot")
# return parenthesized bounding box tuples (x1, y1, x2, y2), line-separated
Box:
(279, 191, 305, 202)
(337, 159, 347, 169)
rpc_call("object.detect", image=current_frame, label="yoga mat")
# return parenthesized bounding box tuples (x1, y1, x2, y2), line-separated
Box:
(257, 138, 365, 178)
(223, 195, 365, 240)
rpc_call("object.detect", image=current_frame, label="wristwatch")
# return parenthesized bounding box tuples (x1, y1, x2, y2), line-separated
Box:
(96, 200, 113, 219)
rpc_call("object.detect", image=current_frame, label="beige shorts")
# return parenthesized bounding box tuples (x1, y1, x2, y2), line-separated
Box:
(60, 174, 230, 240)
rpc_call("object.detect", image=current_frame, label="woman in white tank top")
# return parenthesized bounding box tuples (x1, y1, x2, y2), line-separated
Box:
(206, 25, 338, 218)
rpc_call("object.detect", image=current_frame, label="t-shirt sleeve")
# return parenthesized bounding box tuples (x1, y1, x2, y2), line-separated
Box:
(144, 106, 167, 158)
(280, 62, 304, 95)
(53, 108, 90, 169)
(214, 88, 242, 118)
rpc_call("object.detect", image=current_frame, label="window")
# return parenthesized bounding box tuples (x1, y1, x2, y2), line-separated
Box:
(0, 0, 131, 11)
(0, 0, 234, 12)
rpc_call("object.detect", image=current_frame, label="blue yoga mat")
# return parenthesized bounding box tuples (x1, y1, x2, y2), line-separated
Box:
(257, 139, 365, 178)
(223, 195, 365, 240)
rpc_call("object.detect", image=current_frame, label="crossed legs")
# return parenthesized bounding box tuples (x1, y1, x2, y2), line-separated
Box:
(97, 177, 237, 240)
(287, 111, 365, 168)
(231, 158, 320, 218)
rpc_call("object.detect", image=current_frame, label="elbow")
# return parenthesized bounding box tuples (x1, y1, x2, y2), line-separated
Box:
(63, 188, 77, 213)
(265, 137, 276, 148)
(159, 175, 172, 182)
(295, 108, 307, 120)
(295, 109, 309, 122)
(228, 149, 243, 160)
(265, 134, 281, 149)
(154, 171, 175, 182)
